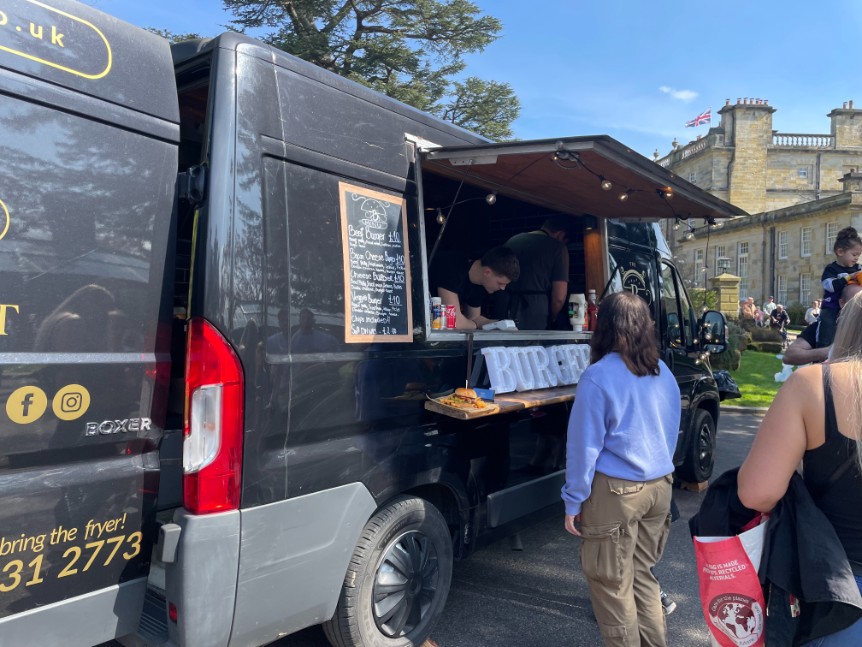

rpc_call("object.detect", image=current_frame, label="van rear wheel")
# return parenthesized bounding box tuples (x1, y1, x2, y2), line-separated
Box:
(676, 409, 716, 483)
(323, 496, 453, 647)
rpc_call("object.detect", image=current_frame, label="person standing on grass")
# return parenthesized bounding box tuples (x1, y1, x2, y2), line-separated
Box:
(770, 303, 790, 348)
(562, 292, 680, 647)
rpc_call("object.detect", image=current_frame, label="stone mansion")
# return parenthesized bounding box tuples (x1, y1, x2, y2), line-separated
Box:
(658, 98, 862, 308)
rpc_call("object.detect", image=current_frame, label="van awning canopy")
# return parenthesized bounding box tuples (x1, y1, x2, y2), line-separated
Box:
(421, 135, 747, 221)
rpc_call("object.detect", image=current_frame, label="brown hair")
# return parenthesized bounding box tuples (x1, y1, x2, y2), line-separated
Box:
(480, 246, 520, 281)
(590, 292, 660, 376)
(834, 226, 862, 254)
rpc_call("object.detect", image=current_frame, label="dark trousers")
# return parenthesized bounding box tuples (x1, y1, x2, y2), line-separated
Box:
(817, 308, 839, 349)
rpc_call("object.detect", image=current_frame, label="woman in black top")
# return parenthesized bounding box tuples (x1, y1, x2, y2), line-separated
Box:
(739, 292, 862, 646)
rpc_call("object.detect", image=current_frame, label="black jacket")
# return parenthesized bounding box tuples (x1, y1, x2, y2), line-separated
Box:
(690, 468, 862, 646)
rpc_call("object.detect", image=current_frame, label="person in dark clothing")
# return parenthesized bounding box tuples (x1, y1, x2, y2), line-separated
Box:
(817, 226, 862, 348)
(739, 290, 862, 645)
(428, 246, 520, 330)
(783, 284, 862, 366)
(769, 303, 790, 347)
(504, 216, 570, 330)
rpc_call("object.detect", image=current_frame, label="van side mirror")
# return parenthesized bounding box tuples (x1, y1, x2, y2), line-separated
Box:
(698, 310, 728, 354)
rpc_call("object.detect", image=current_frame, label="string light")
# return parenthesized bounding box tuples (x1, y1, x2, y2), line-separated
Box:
(550, 143, 691, 218)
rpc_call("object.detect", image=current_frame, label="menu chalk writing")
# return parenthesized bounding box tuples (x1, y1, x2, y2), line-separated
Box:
(340, 182, 413, 342)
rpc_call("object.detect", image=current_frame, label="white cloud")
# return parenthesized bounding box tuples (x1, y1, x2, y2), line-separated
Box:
(659, 86, 698, 102)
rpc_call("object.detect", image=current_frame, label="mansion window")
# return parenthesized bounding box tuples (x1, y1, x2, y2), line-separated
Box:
(800, 227, 812, 257)
(737, 241, 749, 298)
(800, 273, 811, 304)
(777, 275, 787, 306)
(714, 246, 727, 275)
(778, 230, 788, 259)
(826, 222, 839, 254)
(694, 248, 704, 287)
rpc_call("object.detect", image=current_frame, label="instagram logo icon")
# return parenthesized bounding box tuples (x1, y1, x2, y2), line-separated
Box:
(53, 384, 90, 421)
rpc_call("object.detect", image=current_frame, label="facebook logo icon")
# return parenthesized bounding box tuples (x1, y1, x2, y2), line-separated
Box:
(20, 392, 34, 417)
(5, 386, 47, 424)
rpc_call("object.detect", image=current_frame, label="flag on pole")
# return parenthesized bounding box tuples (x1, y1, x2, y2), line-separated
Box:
(685, 108, 711, 128)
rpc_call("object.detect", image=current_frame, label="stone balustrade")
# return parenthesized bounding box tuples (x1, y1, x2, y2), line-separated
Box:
(771, 133, 834, 148)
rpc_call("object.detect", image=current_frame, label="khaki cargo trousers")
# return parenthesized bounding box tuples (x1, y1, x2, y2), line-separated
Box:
(579, 472, 673, 647)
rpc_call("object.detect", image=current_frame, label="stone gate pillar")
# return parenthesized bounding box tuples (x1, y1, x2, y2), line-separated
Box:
(709, 273, 741, 320)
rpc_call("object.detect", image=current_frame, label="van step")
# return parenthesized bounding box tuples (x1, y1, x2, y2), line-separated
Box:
(138, 589, 169, 643)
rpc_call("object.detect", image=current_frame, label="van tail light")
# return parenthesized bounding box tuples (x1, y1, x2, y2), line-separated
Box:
(183, 318, 244, 514)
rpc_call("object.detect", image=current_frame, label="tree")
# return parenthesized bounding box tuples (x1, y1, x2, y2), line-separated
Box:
(441, 77, 520, 141)
(220, 0, 520, 140)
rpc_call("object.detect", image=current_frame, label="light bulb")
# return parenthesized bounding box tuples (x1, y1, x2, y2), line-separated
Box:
(673, 220, 680, 231)
(683, 231, 694, 241)
(600, 179, 613, 191)
(618, 191, 630, 202)
(436, 209, 445, 225)
(485, 192, 497, 205)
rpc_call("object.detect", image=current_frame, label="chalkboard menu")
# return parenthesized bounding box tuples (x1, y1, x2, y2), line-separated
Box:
(339, 182, 413, 342)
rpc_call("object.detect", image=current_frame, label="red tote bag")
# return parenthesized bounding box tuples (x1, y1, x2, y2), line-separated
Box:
(694, 519, 768, 647)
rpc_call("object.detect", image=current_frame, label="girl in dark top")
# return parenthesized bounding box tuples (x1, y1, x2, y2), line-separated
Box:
(739, 291, 862, 645)
(817, 227, 862, 348)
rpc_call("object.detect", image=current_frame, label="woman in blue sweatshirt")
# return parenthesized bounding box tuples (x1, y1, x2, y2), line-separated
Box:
(562, 291, 680, 647)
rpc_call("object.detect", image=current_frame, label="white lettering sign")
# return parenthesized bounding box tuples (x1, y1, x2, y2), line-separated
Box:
(481, 344, 590, 394)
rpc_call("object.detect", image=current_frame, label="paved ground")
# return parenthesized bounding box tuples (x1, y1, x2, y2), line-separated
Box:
(276, 409, 764, 647)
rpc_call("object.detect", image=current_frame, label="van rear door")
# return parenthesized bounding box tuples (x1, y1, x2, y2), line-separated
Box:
(0, 2, 178, 645)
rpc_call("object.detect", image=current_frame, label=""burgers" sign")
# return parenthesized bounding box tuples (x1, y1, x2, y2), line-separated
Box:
(481, 344, 590, 394)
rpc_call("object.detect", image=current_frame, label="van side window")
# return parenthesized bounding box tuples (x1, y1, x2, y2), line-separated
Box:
(660, 263, 685, 347)
(264, 160, 345, 353)
(0, 95, 172, 353)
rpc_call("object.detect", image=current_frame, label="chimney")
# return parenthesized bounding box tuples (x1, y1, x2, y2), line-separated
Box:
(839, 170, 862, 193)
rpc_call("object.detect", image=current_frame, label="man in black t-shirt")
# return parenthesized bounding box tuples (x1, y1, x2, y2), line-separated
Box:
(429, 246, 520, 330)
(504, 216, 570, 330)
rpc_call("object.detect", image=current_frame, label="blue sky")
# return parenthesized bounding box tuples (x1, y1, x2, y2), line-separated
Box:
(84, 0, 862, 158)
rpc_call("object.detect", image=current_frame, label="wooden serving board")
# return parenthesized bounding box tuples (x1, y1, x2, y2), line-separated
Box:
(495, 384, 578, 409)
(424, 384, 578, 420)
(424, 399, 503, 420)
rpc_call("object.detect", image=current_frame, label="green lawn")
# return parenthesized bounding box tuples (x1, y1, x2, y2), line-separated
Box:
(727, 351, 784, 408)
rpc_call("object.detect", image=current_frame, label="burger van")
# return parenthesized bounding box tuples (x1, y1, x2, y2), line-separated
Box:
(0, 2, 744, 646)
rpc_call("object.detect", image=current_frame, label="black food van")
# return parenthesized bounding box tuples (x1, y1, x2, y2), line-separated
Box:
(0, 2, 745, 646)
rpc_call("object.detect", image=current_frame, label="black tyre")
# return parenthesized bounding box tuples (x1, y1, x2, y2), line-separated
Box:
(676, 409, 716, 483)
(323, 496, 453, 647)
